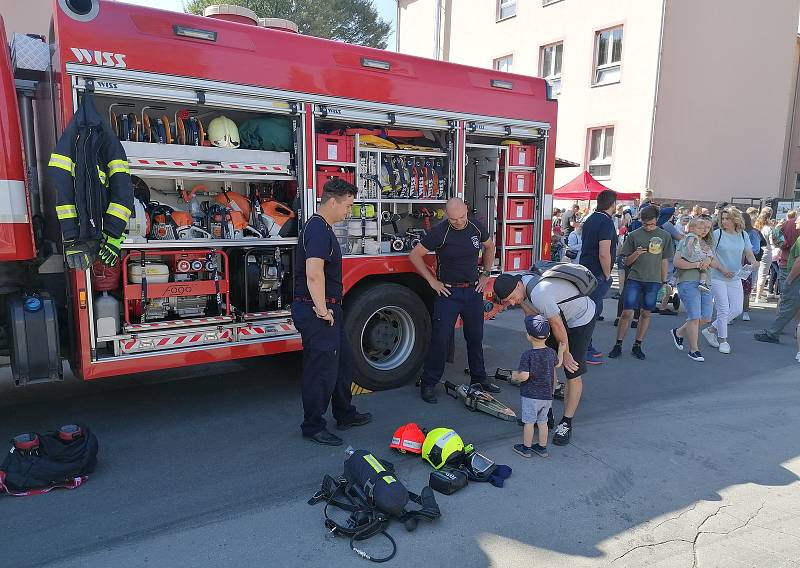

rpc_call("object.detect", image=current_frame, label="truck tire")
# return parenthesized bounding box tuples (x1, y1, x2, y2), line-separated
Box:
(344, 283, 430, 391)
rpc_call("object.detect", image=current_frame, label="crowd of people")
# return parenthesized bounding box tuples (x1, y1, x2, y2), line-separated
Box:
(494, 190, 800, 457)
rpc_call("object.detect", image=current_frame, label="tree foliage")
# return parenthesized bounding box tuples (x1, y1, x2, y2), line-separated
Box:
(184, 0, 392, 49)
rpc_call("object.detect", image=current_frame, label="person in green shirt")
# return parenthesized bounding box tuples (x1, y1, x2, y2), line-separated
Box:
(755, 228, 800, 347)
(609, 206, 674, 359)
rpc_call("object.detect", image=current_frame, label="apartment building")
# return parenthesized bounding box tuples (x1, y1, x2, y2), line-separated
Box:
(398, 0, 800, 204)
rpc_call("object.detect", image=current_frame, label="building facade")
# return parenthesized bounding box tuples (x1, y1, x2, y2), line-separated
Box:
(398, 0, 800, 204)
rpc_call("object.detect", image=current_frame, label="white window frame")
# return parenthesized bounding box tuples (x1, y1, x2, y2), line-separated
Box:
(497, 0, 517, 22)
(543, 0, 564, 5)
(540, 42, 563, 96)
(587, 126, 614, 180)
(493, 54, 514, 73)
(794, 173, 800, 199)
(593, 26, 623, 86)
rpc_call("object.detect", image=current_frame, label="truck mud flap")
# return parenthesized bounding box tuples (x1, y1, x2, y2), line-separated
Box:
(118, 327, 234, 355)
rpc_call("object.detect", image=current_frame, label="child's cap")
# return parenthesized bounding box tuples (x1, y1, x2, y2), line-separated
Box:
(525, 315, 550, 339)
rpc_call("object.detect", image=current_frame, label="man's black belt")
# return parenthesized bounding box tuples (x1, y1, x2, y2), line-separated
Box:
(443, 281, 477, 288)
(293, 296, 341, 304)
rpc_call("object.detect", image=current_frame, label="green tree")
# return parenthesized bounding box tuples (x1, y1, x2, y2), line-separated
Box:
(184, 0, 392, 49)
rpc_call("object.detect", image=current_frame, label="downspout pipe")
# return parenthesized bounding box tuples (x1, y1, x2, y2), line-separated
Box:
(646, 0, 668, 191)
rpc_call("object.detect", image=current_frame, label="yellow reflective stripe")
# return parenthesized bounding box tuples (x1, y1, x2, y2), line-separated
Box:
(48, 153, 75, 174)
(106, 202, 132, 222)
(107, 159, 130, 176)
(96, 167, 107, 185)
(382, 475, 396, 484)
(56, 204, 77, 219)
(363, 454, 386, 474)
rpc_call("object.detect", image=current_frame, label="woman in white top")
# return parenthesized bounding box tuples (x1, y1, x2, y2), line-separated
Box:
(702, 207, 759, 354)
(566, 221, 582, 263)
(754, 208, 773, 301)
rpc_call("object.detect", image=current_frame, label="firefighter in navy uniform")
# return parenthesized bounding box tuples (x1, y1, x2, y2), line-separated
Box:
(47, 92, 133, 269)
(410, 198, 499, 403)
(292, 179, 372, 446)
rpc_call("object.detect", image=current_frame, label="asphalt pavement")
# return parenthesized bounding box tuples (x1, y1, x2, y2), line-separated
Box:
(1, 297, 799, 568)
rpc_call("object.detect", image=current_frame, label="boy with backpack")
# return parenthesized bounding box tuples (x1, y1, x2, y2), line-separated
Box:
(512, 315, 561, 458)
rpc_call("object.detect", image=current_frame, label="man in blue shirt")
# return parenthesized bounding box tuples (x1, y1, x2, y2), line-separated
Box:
(410, 198, 497, 403)
(292, 179, 371, 446)
(580, 189, 618, 363)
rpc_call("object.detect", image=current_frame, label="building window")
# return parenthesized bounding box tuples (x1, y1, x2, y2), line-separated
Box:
(588, 126, 614, 179)
(497, 0, 517, 21)
(493, 55, 513, 73)
(795, 173, 800, 200)
(594, 26, 623, 85)
(541, 42, 563, 96)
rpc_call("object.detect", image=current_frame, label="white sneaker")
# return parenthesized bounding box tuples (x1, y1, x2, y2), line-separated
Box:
(795, 352, 800, 363)
(718, 341, 731, 354)
(742, 312, 751, 321)
(702, 327, 720, 348)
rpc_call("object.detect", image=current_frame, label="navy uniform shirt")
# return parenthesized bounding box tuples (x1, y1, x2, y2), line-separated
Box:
(420, 218, 490, 283)
(294, 214, 343, 299)
(579, 210, 617, 278)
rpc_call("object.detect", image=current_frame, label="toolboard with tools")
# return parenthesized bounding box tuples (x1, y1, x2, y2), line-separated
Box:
(313, 126, 451, 257)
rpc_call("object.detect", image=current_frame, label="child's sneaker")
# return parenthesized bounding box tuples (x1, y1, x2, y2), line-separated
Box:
(530, 444, 549, 458)
(687, 351, 705, 362)
(795, 352, 800, 363)
(670, 328, 684, 351)
(513, 444, 534, 458)
(698, 282, 710, 293)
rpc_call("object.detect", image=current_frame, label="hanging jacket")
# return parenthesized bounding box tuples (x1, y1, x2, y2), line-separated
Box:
(47, 92, 133, 242)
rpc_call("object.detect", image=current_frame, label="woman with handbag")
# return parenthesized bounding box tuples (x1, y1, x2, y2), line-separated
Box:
(566, 221, 582, 263)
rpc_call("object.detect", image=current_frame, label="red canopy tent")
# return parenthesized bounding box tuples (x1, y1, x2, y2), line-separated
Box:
(553, 171, 640, 201)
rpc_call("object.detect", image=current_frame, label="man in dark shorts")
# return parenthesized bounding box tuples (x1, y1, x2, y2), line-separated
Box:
(492, 271, 597, 446)
(292, 179, 371, 446)
(410, 198, 498, 404)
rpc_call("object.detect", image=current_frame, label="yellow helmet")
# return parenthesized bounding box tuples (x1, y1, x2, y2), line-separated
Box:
(208, 116, 240, 148)
(421, 428, 465, 470)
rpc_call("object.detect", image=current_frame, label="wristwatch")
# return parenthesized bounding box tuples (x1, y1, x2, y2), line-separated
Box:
(478, 268, 488, 277)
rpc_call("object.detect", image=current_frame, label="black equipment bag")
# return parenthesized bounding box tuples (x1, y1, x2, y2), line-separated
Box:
(0, 424, 98, 495)
(429, 467, 468, 495)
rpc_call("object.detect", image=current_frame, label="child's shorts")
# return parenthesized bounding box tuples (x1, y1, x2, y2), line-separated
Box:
(521, 397, 552, 424)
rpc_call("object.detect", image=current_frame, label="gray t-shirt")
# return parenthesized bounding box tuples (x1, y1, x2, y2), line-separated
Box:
(522, 274, 595, 328)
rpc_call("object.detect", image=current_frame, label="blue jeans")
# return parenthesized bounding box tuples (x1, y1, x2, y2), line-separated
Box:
(623, 280, 661, 311)
(420, 287, 487, 386)
(677, 281, 713, 321)
(587, 274, 612, 353)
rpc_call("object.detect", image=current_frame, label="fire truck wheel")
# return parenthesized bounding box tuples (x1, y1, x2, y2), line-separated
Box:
(344, 283, 431, 391)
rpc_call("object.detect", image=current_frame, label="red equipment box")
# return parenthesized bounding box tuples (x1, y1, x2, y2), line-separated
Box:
(500, 171, 535, 194)
(503, 198, 534, 221)
(122, 250, 230, 324)
(316, 134, 355, 164)
(508, 144, 536, 167)
(504, 249, 532, 272)
(505, 224, 533, 247)
(316, 167, 356, 197)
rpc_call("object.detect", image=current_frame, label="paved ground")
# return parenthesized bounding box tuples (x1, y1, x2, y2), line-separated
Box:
(1, 296, 799, 568)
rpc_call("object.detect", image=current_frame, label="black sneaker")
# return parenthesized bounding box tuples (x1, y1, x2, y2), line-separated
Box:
(336, 412, 373, 430)
(472, 381, 501, 394)
(608, 344, 622, 358)
(530, 444, 549, 458)
(553, 384, 565, 401)
(631, 320, 639, 329)
(552, 422, 571, 446)
(513, 444, 534, 458)
(421, 385, 438, 404)
(670, 328, 684, 351)
(613, 318, 619, 327)
(632, 344, 646, 360)
(754, 331, 780, 344)
(687, 351, 705, 362)
(303, 429, 343, 446)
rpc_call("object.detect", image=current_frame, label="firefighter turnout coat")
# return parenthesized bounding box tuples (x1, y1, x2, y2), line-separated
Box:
(47, 92, 133, 242)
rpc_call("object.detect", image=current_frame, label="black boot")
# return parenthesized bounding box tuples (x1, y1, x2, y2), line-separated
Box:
(421, 385, 437, 404)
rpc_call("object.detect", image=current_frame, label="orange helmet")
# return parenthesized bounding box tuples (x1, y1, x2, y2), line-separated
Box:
(389, 423, 426, 454)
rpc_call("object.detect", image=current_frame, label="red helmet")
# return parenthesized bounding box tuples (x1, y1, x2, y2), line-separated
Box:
(389, 423, 426, 454)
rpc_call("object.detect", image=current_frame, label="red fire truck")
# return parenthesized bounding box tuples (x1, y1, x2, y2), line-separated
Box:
(0, 0, 557, 390)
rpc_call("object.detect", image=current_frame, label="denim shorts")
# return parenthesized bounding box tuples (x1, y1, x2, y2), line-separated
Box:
(677, 280, 713, 321)
(622, 279, 662, 311)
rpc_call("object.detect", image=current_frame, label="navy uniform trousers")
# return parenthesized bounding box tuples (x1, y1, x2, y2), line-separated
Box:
(291, 302, 357, 437)
(420, 287, 488, 387)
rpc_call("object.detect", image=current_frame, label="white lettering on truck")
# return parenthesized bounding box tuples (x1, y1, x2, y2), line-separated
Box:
(70, 48, 127, 69)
